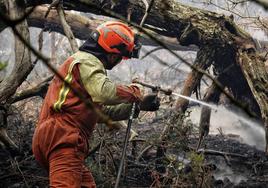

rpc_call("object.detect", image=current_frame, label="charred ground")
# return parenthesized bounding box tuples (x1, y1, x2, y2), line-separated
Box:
(1, 107, 268, 188)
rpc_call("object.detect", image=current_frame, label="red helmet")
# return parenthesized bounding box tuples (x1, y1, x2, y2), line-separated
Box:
(91, 21, 141, 59)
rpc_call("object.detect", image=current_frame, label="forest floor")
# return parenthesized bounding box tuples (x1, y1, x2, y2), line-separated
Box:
(0, 105, 268, 188)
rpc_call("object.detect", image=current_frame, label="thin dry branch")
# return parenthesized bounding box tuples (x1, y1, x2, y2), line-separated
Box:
(56, 3, 78, 52)
(13, 159, 30, 188)
(44, 0, 60, 18)
(197, 149, 248, 159)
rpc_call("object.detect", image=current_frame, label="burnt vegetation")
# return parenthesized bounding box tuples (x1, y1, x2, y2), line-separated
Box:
(0, 0, 268, 187)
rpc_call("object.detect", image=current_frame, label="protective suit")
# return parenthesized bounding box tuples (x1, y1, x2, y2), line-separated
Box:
(32, 51, 142, 188)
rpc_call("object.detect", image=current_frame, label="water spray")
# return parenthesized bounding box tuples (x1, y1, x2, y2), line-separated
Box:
(171, 92, 217, 110)
(132, 80, 217, 110)
(132, 80, 263, 128)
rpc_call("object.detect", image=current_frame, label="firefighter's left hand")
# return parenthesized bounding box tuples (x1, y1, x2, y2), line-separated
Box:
(140, 94, 160, 111)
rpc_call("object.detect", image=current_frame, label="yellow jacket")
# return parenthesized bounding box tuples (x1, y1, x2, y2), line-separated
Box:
(72, 51, 141, 121)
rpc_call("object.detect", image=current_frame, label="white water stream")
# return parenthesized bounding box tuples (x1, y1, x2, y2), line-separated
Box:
(171, 92, 217, 110)
(190, 105, 265, 150)
(171, 92, 265, 150)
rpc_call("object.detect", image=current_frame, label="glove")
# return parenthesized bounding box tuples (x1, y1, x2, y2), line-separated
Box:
(140, 94, 160, 111)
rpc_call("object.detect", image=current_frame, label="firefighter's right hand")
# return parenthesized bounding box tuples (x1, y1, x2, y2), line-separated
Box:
(140, 94, 160, 111)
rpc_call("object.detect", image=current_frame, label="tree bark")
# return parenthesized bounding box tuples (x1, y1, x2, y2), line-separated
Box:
(0, 0, 32, 151)
(175, 46, 215, 112)
(238, 51, 268, 152)
(10, 76, 52, 103)
(196, 77, 225, 150)
(56, 4, 78, 52)
(0, 2, 32, 103)
(0, 5, 196, 51)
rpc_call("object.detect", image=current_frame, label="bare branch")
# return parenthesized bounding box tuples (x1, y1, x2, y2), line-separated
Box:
(44, 0, 60, 18)
(197, 149, 248, 159)
(56, 3, 79, 52)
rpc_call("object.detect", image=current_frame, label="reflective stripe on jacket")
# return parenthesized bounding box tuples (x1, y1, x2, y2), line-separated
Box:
(36, 51, 142, 158)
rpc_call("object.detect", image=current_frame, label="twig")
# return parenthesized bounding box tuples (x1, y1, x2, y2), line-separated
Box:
(129, 138, 146, 142)
(105, 144, 118, 174)
(224, 154, 231, 166)
(44, 0, 60, 18)
(127, 7, 132, 21)
(140, 0, 155, 27)
(136, 145, 153, 161)
(13, 159, 29, 188)
(38, 28, 44, 52)
(88, 141, 102, 156)
(196, 134, 204, 151)
(141, 46, 162, 59)
(56, 3, 79, 52)
(197, 149, 248, 158)
(217, 127, 224, 137)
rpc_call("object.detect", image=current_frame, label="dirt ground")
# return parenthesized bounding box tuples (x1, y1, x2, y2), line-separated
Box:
(0, 106, 268, 188)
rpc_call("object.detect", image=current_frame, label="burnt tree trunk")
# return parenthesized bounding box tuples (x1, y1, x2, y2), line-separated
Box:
(238, 51, 268, 152)
(175, 46, 215, 112)
(197, 75, 226, 150)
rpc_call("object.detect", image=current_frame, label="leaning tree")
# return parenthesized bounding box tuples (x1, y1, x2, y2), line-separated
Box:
(0, 0, 267, 153)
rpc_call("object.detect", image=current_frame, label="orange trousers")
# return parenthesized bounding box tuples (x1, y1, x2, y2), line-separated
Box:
(32, 118, 96, 188)
(48, 148, 96, 188)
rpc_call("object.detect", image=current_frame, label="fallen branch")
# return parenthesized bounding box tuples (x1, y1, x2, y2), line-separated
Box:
(136, 145, 153, 161)
(12, 159, 29, 188)
(44, 0, 60, 18)
(197, 149, 248, 159)
(10, 76, 53, 103)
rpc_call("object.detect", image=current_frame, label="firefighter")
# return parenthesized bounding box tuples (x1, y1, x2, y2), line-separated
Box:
(32, 21, 160, 187)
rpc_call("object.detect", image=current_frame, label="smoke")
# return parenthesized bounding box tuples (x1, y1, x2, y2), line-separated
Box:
(212, 157, 248, 184)
(188, 105, 264, 184)
(189, 105, 265, 151)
